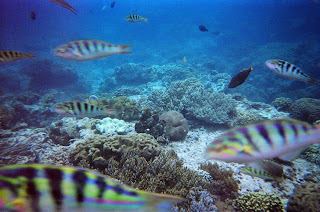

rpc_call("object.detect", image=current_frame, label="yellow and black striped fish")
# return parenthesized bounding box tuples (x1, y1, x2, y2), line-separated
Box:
(0, 164, 183, 212)
(52, 101, 117, 118)
(125, 14, 148, 23)
(54, 40, 132, 61)
(239, 160, 283, 180)
(265, 59, 320, 85)
(0, 51, 35, 64)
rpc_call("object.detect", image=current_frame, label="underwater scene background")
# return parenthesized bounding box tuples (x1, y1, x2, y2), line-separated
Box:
(0, 0, 320, 211)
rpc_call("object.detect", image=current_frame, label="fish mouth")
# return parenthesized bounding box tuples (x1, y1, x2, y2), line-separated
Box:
(265, 60, 277, 70)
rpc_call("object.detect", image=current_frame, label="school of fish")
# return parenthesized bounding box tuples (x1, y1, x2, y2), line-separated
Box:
(0, 164, 183, 212)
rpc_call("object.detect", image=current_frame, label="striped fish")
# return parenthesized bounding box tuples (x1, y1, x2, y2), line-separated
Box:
(265, 59, 320, 84)
(205, 118, 320, 163)
(54, 40, 132, 61)
(239, 160, 283, 180)
(125, 15, 148, 23)
(0, 51, 35, 64)
(52, 101, 117, 118)
(0, 164, 183, 212)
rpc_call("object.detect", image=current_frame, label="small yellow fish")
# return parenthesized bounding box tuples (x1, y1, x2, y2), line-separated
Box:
(181, 56, 186, 64)
(125, 14, 148, 23)
(0, 51, 35, 64)
(54, 40, 132, 61)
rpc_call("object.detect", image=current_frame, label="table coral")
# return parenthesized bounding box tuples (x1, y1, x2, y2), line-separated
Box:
(233, 192, 284, 212)
(286, 182, 320, 212)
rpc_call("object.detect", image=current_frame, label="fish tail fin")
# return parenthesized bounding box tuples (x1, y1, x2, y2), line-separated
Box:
(120, 44, 132, 54)
(308, 77, 320, 85)
(23, 53, 36, 58)
(144, 18, 148, 22)
(138, 190, 184, 211)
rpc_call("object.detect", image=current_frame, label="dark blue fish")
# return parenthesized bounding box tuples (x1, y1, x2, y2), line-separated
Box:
(199, 25, 208, 32)
(111, 1, 116, 8)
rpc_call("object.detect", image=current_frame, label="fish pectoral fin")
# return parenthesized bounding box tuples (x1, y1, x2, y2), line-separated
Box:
(5, 198, 27, 212)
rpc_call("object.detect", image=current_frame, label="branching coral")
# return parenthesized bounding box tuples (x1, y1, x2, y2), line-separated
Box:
(233, 192, 284, 212)
(287, 182, 320, 212)
(147, 78, 236, 125)
(200, 162, 239, 199)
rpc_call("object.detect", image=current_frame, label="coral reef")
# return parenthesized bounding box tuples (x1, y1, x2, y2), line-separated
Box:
(159, 110, 189, 141)
(96, 117, 133, 135)
(70, 143, 205, 198)
(289, 98, 320, 123)
(233, 192, 284, 212)
(0, 128, 72, 166)
(114, 63, 151, 86)
(200, 162, 239, 199)
(16, 92, 40, 105)
(21, 60, 86, 92)
(229, 97, 289, 127)
(301, 144, 320, 165)
(147, 78, 237, 125)
(70, 133, 161, 168)
(173, 187, 218, 212)
(0, 106, 16, 129)
(272, 97, 293, 112)
(134, 108, 166, 140)
(286, 182, 320, 212)
(101, 96, 141, 121)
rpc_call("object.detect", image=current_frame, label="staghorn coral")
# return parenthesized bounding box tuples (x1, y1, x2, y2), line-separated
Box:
(200, 162, 239, 199)
(101, 96, 141, 121)
(272, 97, 293, 112)
(159, 110, 189, 141)
(287, 182, 320, 212)
(147, 78, 237, 125)
(233, 192, 284, 212)
(289, 98, 320, 123)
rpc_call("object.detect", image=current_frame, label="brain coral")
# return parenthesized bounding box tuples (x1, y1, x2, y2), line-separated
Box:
(159, 110, 189, 141)
(147, 78, 236, 125)
(70, 133, 161, 170)
(286, 182, 320, 212)
(289, 98, 320, 123)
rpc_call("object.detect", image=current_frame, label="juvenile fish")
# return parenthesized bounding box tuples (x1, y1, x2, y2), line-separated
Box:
(0, 164, 183, 212)
(240, 160, 283, 180)
(52, 101, 117, 118)
(0, 51, 35, 64)
(54, 40, 132, 61)
(228, 66, 253, 88)
(49, 0, 76, 15)
(125, 14, 148, 23)
(205, 118, 320, 163)
(199, 25, 208, 32)
(265, 59, 320, 84)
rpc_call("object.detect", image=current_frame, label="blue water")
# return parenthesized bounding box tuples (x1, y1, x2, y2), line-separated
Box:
(1, 0, 320, 101)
